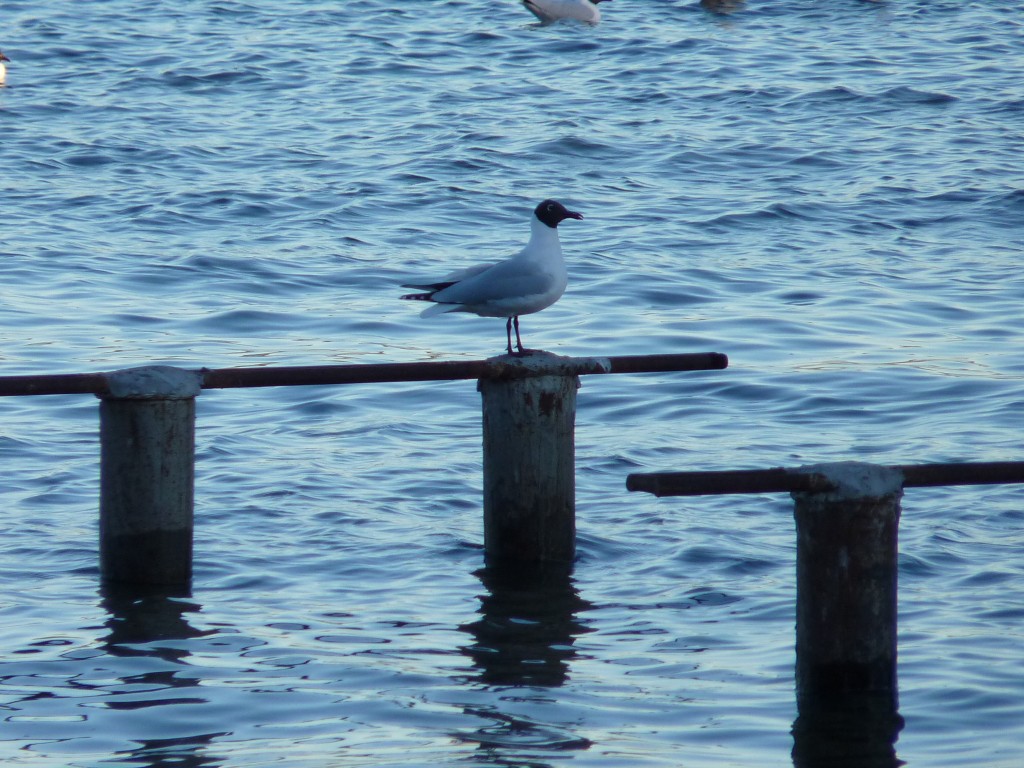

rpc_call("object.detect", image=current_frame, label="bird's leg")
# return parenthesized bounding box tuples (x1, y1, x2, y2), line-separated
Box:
(513, 315, 525, 354)
(505, 317, 515, 355)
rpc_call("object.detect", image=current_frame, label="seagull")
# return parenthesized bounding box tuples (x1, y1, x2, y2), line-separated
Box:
(0, 51, 9, 84)
(401, 199, 583, 355)
(522, 0, 611, 25)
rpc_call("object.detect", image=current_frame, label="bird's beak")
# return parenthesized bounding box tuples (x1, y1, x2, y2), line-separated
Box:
(566, 210, 584, 220)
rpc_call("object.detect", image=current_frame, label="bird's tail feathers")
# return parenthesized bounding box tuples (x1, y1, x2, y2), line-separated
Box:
(420, 303, 460, 318)
(402, 279, 456, 292)
(400, 290, 434, 301)
(401, 280, 461, 317)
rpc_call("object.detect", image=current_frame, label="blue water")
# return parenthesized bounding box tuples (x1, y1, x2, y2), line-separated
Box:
(2, 0, 1024, 765)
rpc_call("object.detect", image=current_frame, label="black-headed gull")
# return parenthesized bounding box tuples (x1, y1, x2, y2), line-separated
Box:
(0, 52, 9, 84)
(401, 199, 583, 355)
(523, 0, 611, 25)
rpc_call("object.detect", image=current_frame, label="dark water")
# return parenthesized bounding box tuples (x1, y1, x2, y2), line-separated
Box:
(2, 1, 1023, 765)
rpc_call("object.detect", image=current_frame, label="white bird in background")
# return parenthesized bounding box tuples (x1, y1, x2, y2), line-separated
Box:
(401, 199, 583, 355)
(522, 0, 611, 25)
(0, 51, 10, 84)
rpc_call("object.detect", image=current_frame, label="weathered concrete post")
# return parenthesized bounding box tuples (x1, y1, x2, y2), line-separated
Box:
(98, 366, 202, 586)
(478, 352, 579, 563)
(791, 462, 904, 707)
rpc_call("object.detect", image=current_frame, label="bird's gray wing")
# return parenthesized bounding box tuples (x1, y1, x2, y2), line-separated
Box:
(522, 0, 555, 23)
(402, 261, 496, 291)
(432, 260, 553, 305)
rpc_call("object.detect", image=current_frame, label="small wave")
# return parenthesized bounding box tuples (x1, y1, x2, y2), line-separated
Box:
(527, 136, 618, 158)
(990, 98, 1024, 115)
(186, 309, 307, 333)
(783, 85, 863, 105)
(879, 85, 958, 105)
(60, 152, 116, 168)
(785, 84, 956, 107)
(990, 188, 1024, 210)
(162, 69, 264, 91)
(701, 201, 820, 229)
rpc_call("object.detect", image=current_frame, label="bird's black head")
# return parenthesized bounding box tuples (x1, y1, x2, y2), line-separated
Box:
(0, 51, 9, 63)
(534, 199, 584, 229)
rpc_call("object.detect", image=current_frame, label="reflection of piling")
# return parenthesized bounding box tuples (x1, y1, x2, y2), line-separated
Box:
(791, 463, 902, 706)
(98, 367, 201, 586)
(479, 353, 579, 563)
(791, 692, 904, 768)
(461, 562, 592, 687)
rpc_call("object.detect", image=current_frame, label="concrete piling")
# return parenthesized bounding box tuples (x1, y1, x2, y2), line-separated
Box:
(478, 353, 580, 563)
(791, 462, 904, 707)
(98, 366, 202, 586)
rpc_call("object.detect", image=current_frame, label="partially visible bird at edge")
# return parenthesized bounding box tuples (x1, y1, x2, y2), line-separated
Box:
(401, 199, 583, 356)
(522, 0, 611, 25)
(0, 51, 10, 84)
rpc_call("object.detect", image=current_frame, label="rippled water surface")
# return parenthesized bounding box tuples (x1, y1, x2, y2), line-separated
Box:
(2, 1, 1024, 765)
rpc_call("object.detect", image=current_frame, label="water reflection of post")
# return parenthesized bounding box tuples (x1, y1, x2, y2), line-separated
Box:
(460, 563, 594, 687)
(101, 583, 209, 660)
(100, 584, 225, 768)
(456, 563, 595, 762)
(792, 692, 905, 768)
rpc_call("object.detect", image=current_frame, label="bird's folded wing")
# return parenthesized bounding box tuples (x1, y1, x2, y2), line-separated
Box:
(402, 262, 496, 290)
(433, 268, 554, 306)
(522, 1, 553, 22)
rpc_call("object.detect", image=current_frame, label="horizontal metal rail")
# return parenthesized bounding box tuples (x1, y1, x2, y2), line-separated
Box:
(0, 352, 728, 398)
(626, 461, 1024, 497)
